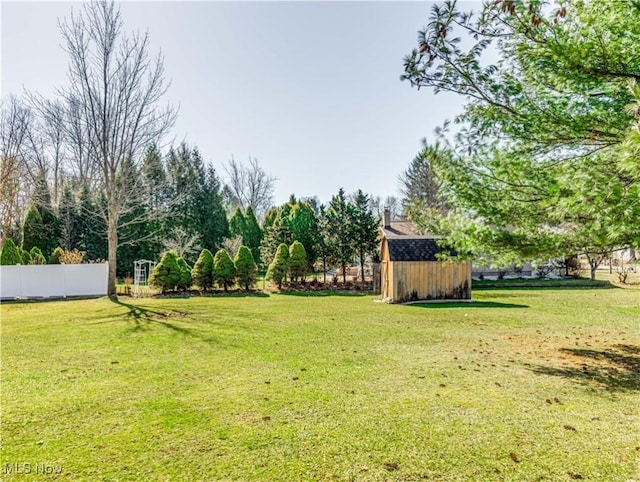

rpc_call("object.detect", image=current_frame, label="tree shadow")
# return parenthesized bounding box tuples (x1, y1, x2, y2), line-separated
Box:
(406, 301, 528, 309)
(525, 345, 640, 392)
(473, 280, 615, 291)
(110, 297, 197, 337)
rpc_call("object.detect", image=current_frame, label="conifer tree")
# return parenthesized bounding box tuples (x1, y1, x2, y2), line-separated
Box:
(266, 243, 289, 289)
(21, 205, 45, 253)
(234, 245, 258, 290)
(49, 247, 64, 264)
(0, 239, 22, 265)
(176, 257, 192, 291)
(288, 241, 307, 282)
(213, 249, 236, 291)
(192, 248, 215, 290)
(149, 251, 182, 293)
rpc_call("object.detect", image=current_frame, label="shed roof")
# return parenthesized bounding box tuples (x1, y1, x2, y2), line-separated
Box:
(386, 237, 457, 262)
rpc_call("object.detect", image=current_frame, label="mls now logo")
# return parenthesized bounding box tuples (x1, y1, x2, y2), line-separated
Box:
(4, 462, 63, 475)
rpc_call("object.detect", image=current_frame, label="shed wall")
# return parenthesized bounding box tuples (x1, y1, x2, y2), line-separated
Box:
(391, 261, 471, 303)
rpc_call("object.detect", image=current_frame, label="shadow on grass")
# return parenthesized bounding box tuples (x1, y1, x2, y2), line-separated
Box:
(110, 297, 200, 338)
(406, 301, 528, 309)
(276, 290, 371, 298)
(526, 345, 640, 392)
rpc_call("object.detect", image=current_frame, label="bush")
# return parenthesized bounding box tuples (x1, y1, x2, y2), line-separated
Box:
(0, 239, 22, 265)
(234, 245, 257, 290)
(29, 247, 46, 265)
(49, 247, 64, 264)
(59, 249, 84, 264)
(20, 248, 32, 265)
(288, 241, 307, 282)
(176, 257, 192, 291)
(214, 249, 236, 291)
(191, 249, 215, 290)
(266, 243, 289, 289)
(148, 251, 182, 293)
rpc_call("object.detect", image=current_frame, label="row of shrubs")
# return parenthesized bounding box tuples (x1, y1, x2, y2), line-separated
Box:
(148, 240, 311, 293)
(149, 246, 258, 293)
(0, 239, 85, 266)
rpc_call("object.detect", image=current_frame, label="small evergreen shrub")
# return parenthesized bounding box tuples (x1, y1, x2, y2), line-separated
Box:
(176, 257, 192, 291)
(234, 245, 257, 290)
(266, 243, 289, 289)
(191, 249, 215, 290)
(20, 248, 32, 265)
(0, 239, 22, 265)
(288, 241, 307, 282)
(49, 247, 64, 264)
(214, 249, 236, 291)
(149, 251, 182, 293)
(29, 247, 46, 265)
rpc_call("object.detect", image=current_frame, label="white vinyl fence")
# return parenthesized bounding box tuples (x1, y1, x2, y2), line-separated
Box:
(0, 263, 108, 300)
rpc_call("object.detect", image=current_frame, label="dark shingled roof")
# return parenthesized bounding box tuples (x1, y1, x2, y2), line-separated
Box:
(386, 238, 457, 262)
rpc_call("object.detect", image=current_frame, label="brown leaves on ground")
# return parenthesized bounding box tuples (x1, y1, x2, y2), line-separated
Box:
(509, 452, 519, 463)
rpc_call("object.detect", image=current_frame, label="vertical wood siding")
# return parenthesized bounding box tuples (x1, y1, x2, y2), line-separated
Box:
(391, 261, 471, 302)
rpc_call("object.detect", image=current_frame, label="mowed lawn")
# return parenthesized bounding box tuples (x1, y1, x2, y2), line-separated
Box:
(1, 287, 638, 481)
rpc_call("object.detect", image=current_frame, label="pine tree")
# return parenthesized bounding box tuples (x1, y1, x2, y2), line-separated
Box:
(266, 243, 289, 289)
(288, 241, 307, 282)
(326, 188, 355, 283)
(192, 248, 215, 290)
(31, 173, 59, 257)
(21, 205, 45, 253)
(229, 207, 246, 239)
(213, 249, 236, 291)
(243, 206, 263, 265)
(234, 245, 258, 290)
(0, 239, 22, 265)
(149, 251, 182, 293)
(351, 190, 379, 283)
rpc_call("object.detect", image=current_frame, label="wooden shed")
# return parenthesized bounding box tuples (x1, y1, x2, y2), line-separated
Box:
(379, 211, 471, 303)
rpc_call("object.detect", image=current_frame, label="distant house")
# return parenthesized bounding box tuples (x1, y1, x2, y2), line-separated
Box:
(378, 210, 471, 303)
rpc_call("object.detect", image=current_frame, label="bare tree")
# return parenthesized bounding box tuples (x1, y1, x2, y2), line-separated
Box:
(224, 156, 276, 219)
(56, 0, 176, 295)
(0, 96, 32, 244)
(161, 226, 200, 260)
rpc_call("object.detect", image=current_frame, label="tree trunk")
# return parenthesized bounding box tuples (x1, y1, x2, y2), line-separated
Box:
(360, 250, 365, 283)
(323, 258, 326, 284)
(342, 261, 347, 284)
(590, 264, 597, 281)
(107, 212, 118, 297)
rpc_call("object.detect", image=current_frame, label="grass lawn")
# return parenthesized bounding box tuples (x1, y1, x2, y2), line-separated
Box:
(1, 286, 638, 481)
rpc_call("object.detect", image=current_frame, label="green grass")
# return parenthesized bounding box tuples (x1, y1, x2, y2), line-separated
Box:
(1, 287, 639, 481)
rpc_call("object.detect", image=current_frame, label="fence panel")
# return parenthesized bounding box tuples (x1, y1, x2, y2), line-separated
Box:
(0, 263, 108, 300)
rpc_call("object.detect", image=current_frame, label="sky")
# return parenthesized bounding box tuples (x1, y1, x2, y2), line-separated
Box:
(1, 1, 470, 206)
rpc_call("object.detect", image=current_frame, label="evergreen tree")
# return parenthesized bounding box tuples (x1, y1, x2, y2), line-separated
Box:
(266, 243, 289, 289)
(260, 210, 293, 266)
(316, 205, 333, 284)
(49, 247, 64, 264)
(149, 251, 182, 293)
(288, 201, 319, 269)
(326, 188, 355, 283)
(262, 207, 279, 231)
(350, 190, 379, 283)
(21, 205, 45, 253)
(213, 248, 236, 291)
(234, 245, 258, 290)
(20, 248, 32, 265)
(31, 173, 59, 257)
(29, 247, 46, 265)
(192, 248, 215, 291)
(57, 182, 79, 251)
(288, 241, 308, 282)
(229, 207, 246, 239)
(0, 239, 22, 265)
(76, 185, 108, 262)
(176, 257, 192, 291)
(243, 206, 263, 266)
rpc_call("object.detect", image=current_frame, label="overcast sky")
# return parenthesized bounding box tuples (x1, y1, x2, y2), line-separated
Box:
(1, 1, 469, 206)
